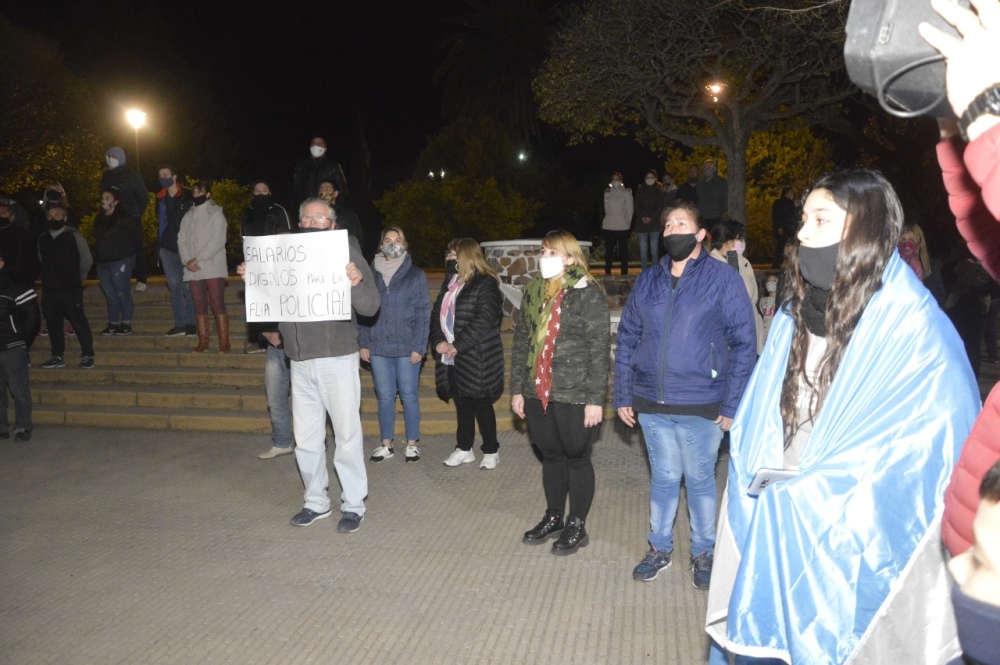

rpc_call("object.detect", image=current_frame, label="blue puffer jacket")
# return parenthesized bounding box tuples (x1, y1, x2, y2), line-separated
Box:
(357, 254, 430, 358)
(613, 249, 756, 418)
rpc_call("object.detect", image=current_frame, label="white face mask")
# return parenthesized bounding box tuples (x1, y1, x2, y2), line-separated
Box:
(645, 178, 655, 185)
(539, 256, 565, 279)
(734, 240, 746, 255)
(766, 280, 777, 293)
(310, 146, 326, 158)
(106, 157, 119, 168)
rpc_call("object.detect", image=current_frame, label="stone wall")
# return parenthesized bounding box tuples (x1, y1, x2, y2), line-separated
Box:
(482, 240, 592, 317)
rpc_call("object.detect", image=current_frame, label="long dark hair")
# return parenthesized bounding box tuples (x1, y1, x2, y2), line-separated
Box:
(779, 169, 903, 447)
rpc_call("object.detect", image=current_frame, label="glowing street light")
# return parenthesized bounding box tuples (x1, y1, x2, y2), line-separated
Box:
(518, 151, 527, 162)
(706, 81, 725, 103)
(125, 109, 147, 172)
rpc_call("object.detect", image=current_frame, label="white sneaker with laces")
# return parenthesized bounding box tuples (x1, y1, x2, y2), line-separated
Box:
(443, 449, 476, 466)
(404, 445, 420, 462)
(369, 445, 394, 462)
(480, 453, 499, 470)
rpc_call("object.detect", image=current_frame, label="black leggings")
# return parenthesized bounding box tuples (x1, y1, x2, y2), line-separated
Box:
(449, 367, 499, 453)
(603, 230, 630, 275)
(524, 399, 597, 520)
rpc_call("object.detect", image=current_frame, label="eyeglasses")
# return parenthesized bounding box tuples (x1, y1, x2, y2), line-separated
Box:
(301, 215, 333, 225)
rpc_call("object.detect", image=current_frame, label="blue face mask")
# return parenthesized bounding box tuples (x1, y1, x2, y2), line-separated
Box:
(159, 177, 174, 189)
(952, 584, 1000, 665)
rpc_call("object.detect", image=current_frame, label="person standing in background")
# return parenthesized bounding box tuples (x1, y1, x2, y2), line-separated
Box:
(601, 172, 633, 276)
(634, 170, 664, 271)
(100, 146, 149, 291)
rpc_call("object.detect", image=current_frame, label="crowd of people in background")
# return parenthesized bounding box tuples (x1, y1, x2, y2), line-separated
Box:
(3, 0, 1000, 659)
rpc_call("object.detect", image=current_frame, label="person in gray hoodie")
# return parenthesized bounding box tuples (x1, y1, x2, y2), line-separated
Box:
(100, 146, 149, 290)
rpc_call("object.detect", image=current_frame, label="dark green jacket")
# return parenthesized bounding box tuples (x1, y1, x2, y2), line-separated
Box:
(511, 275, 610, 405)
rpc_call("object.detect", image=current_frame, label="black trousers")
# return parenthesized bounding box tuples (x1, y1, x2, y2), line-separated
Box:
(449, 367, 499, 453)
(603, 229, 630, 275)
(41, 290, 94, 357)
(524, 398, 597, 520)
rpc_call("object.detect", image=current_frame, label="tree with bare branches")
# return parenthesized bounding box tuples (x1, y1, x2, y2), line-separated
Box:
(535, 0, 854, 224)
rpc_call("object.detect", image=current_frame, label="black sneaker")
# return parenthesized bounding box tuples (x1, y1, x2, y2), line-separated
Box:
(691, 551, 713, 590)
(290, 508, 331, 527)
(165, 326, 186, 337)
(632, 547, 671, 582)
(337, 512, 364, 533)
(80, 356, 95, 369)
(0, 430, 9, 439)
(100, 324, 117, 336)
(14, 428, 31, 442)
(41, 356, 65, 369)
(184, 325, 197, 336)
(115, 323, 133, 335)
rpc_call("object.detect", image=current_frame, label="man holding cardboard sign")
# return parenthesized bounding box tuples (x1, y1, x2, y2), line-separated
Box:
(241, 198, 379, 531)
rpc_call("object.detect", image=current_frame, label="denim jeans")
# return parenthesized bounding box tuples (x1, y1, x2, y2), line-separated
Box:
(638, 412, 724, 555)
(636, 231, 660, 270)
(97, 255, 135, 323)
(290, 354, 367, 516)
(0, 346, 31, 431)
(369, 355, 421, 442)
(264, 344, 292, 448)
(159, 248, 195, 328)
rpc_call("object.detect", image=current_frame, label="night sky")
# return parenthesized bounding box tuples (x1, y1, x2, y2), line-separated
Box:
(3, 0, 481, 195)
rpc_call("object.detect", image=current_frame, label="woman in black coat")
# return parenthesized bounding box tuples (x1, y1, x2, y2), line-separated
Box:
(430, 238, 505, 470)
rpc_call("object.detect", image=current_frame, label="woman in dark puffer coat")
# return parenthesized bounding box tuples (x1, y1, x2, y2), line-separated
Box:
(430, 238, 505, 470)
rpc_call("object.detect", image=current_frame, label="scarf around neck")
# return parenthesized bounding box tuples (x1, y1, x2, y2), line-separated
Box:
(522, 265, 588, 410)
(374, 253, 405, 286)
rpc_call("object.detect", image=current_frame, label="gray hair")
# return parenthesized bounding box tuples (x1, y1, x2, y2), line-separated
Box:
(297, 198, 336, 227)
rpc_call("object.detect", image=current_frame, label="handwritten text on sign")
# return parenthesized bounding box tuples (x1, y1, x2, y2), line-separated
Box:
(243, 230, 352, 322)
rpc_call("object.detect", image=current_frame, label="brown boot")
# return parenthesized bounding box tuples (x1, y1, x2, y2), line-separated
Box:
(193, 315, 210, 353)
(215, 314, 231, 354)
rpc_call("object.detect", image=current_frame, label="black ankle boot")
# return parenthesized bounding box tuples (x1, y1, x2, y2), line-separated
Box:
(552, 516, 588, 556)
(522, 509, 564, 545)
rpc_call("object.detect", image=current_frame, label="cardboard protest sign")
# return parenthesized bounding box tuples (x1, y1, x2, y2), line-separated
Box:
(243, 230, 352, 322)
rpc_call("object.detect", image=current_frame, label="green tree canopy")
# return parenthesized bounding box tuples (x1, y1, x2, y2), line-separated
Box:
(535, 0, 852, 225)
(0, 15, 105, 206)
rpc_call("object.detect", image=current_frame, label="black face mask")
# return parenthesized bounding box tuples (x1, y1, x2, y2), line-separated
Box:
(48, 219, 65, 230)
(192, 195, 207, 206)
(45, 189, 61, 202)
(252, 194, 273, 208)
(663, 233, 698, 262)
(445, 259, 458, 275)
(0, 216, 12, 228)
(298, 226, 328, 233)
(798, 243, 840, 290)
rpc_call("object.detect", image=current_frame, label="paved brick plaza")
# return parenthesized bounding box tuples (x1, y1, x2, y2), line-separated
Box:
(0, 421, 723, 664)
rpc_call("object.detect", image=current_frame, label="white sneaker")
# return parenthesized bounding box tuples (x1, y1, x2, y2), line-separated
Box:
(258, 445, 294, 460)
(443, 449, 476, 466)
(369, 445, 394, 462)
(404, 445, 420, 462)
(134, 282, 147, 292)
(480, 453, 499, 470)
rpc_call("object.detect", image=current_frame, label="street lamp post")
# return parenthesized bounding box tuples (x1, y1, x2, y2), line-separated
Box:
(125, 109, 147, 173)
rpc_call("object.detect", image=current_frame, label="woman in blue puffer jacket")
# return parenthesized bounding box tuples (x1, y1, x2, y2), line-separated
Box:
(358, 227, 431, 463)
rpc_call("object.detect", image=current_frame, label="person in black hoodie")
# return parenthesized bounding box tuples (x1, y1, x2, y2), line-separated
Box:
(93, 187, 141, 336)
(317, 179, 363, 246)
(240, 180, 292, 354)
(100, 146, 149, 290)
(37, 204, 94, 369)
(0, 254, 39, 441)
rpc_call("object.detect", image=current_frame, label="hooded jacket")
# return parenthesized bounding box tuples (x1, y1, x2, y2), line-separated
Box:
(99, 147, 149, 221)
(613, 249, 756, 418)
(177, 200, 228, 281)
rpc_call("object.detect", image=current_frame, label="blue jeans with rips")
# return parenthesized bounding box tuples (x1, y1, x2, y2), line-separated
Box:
(264, 344, 292, 448)
(638, 412, 724, 555)
(97, 256, 135, 323)
(369, 355, 421, 442)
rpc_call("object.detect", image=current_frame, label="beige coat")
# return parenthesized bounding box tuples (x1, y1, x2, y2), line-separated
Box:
(709, 248, 764, 355)
(178, 200, 228, 281)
